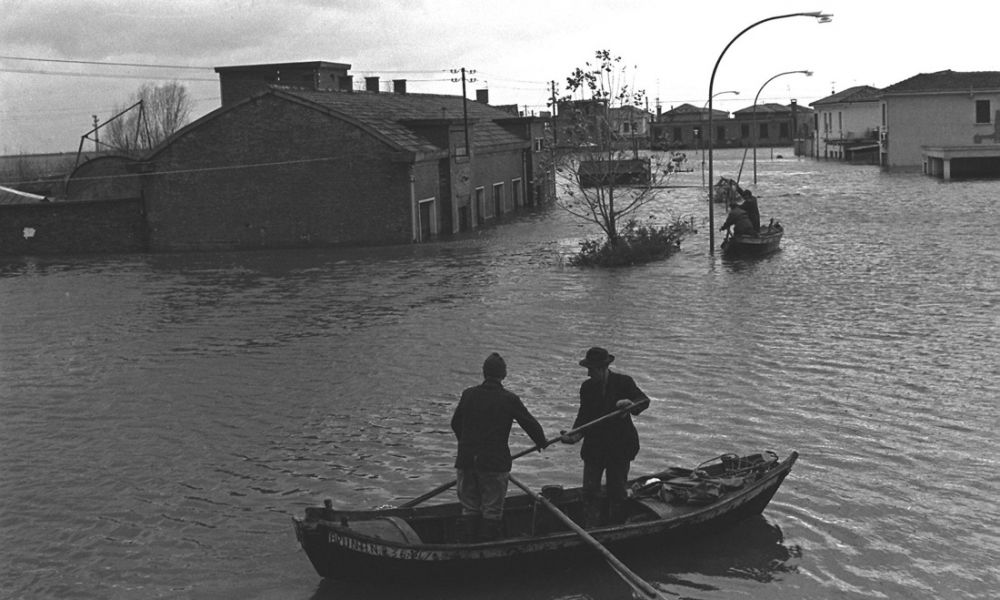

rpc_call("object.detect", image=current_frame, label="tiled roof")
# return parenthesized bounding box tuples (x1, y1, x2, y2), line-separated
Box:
(810, 85, 881, 106)
(733, 103, 809, 116)
(661, 103, 728, 118)
(280, 89, 529, 154)
(881, 70, 1000, 94)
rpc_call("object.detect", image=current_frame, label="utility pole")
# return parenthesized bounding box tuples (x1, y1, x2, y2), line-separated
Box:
(92, 115, 99, 151)
(451, 67, 476, 157)
(550, 81, 559, 147)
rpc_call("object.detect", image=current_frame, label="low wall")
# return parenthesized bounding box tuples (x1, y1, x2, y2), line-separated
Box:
(0, 198, 148, 256)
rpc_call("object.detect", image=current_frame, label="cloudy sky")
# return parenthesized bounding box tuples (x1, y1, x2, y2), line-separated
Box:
(2, 0, 998, 154)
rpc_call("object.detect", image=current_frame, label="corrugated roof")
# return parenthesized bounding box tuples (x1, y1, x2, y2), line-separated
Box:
(280, 89, 529, 154)
(881, 70, 1000, 94)
(810, 85, 882, 106)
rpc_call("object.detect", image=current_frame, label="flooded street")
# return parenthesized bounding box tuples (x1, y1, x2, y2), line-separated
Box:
(1, 150, 998, 600)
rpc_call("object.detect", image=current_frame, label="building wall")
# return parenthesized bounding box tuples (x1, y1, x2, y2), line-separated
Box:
(884, 92, 1000, 168)
(471, 148, 525, 219)
(0, 198, 147, 256)
(142, 95, 417, 251)
(815, 103, 880, 159)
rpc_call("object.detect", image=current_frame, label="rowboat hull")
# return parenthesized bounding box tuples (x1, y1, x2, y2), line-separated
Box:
(293, 451, 798, 580)
(722, 224, 783, 257)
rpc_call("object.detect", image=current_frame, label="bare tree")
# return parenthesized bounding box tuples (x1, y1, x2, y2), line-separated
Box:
(104, 82, 192, 154)
(552, 50, 676, 247)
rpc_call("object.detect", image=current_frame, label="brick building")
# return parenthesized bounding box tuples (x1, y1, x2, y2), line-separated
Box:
(49, 61, 553, 254)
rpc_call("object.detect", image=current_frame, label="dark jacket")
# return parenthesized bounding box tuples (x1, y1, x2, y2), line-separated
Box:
(720, 205, 755, 236)
(452, 378, 546, 472)
(572, 371, 649, 462)
(742, 195, 761, 231)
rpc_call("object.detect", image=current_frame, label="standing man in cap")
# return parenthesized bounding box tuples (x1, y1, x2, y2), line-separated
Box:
(452, 352, 548, 541)
(562, 346, 649, 526)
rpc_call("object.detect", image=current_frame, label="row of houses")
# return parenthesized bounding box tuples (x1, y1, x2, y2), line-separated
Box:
(650, 101, 814, 153)
(558, 69, 1000, 179)
(2, 65, 997, 255)
(1, 61, 555, 255)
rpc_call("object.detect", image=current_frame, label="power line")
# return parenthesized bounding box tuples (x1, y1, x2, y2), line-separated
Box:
(0, 67, 218, 82)
(0, 55, 211, 70)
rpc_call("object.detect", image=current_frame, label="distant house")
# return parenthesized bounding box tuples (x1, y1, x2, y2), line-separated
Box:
(732, 102, 815, 156)
(809, 86, 881, 163)
(608, 105, 652, 148)
(879, 70, 1000, 178)
(651, 103, 730, 150)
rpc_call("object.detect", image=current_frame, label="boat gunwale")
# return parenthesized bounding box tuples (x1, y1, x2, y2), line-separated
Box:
(296, 451, 798, 554)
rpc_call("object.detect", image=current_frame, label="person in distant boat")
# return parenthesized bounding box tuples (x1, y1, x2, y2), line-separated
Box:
(452, 352, 547, 542)
(740, 188, 761, 232)
(561, 347, 649, 526)
(720, 196, 756, 236)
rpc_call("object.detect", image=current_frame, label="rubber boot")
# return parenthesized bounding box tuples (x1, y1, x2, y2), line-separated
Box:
(479, 518, 503, 542)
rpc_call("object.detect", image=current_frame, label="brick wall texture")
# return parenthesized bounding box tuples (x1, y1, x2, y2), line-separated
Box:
(142, 95, 421, 251)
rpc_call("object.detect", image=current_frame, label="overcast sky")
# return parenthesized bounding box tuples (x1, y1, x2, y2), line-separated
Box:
(2, 0, 998, 154)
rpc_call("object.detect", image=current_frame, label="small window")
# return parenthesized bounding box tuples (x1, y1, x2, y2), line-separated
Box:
(975, 100, 991, 124)
(534, 138, 544, 152)
(759, 123, 769, 140)
(779, 122, 790, 138)
(740, 124, 749, 139)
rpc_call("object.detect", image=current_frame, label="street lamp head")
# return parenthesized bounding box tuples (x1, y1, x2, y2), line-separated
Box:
(800, 10, 834, 22)
(804, 70, 814, 77)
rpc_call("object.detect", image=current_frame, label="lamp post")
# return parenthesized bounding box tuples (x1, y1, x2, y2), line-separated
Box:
(701, 90, 739, 187)
(708, 11, 832, 254)
(753, 70, 812, 185)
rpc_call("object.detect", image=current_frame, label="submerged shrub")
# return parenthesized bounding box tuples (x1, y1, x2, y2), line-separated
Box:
(570, 218, 696, 267)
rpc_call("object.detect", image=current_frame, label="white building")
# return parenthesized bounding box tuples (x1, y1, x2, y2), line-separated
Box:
(879, 70, 1000, 178)
(810, 86, 881, 163)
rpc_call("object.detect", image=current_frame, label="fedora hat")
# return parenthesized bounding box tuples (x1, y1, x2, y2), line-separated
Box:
(579, 346, 615, 368)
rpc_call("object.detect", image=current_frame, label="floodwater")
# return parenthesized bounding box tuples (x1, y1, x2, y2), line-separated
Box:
(1, 150, 998, 600)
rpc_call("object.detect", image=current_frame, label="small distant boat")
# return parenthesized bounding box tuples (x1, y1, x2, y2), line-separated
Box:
(292, 450, 797, 581)
(722, 220, 784, 257)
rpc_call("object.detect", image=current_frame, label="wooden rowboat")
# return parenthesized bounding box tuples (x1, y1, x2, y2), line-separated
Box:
(721, 221, 784, 257)
(293, 450, 798, 581)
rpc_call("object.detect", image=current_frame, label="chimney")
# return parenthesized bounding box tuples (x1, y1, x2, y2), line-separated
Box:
(365, 76, 380, 92)
(476, 89, 489, 104)
(393, 79, 407, 94)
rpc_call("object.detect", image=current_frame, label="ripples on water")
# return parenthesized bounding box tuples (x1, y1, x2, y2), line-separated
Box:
(1, 152, 998, 599)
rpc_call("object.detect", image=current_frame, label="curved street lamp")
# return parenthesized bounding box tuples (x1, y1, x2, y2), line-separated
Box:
(753, 70, 812, 184)
(702, 90, 739, 187)
(707, 11, 833, 253)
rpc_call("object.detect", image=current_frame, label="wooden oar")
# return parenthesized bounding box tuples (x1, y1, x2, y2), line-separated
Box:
(508, 473, 666, 600)
(400, 398, 650, 508)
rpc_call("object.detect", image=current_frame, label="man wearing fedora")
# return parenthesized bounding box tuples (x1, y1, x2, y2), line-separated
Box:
(562, 346, 650, 526)
(452, 352, 548, 541)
